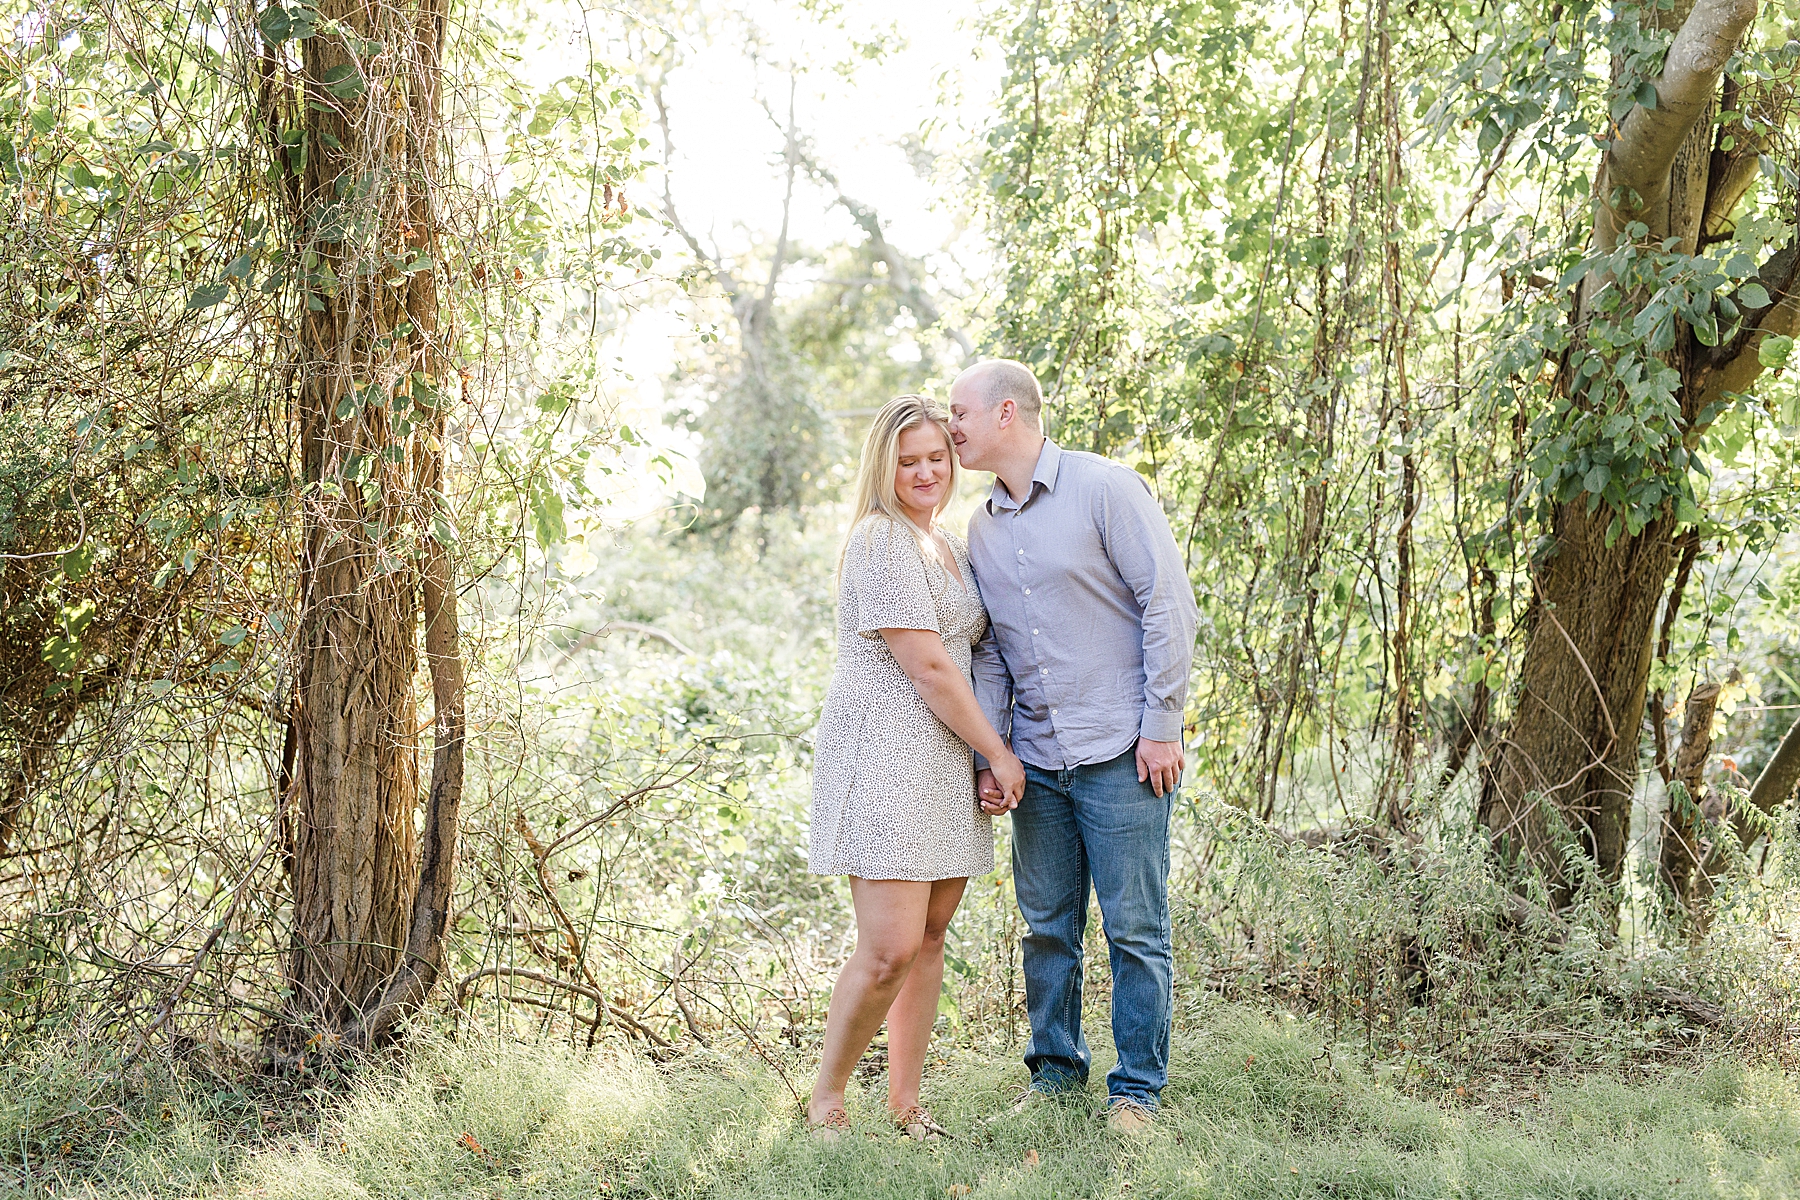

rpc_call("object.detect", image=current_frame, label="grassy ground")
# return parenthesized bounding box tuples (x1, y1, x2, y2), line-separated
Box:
(11, 1006, 1799, 1200)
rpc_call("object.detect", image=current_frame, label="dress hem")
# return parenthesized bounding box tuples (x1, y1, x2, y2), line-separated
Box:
(807, 865, 995, 882)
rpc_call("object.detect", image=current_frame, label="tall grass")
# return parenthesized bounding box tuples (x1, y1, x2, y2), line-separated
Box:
(12, 1004, 1799, 1198)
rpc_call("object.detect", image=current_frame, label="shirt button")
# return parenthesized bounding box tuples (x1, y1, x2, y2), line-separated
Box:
(1016, 549, 1024, 556)
(1023, 588, 1031, 595)
(1051, 709, 1058, 715)
(1040, 667, 1047, 675)
(1032, 629, 1039, 635)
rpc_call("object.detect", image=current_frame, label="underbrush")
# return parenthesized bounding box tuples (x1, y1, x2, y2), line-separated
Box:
(8, 1005, 1799, 1199)
(1166, 800, 1800, 1082)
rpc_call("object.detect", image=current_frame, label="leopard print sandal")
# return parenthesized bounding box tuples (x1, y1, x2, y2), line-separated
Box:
(893, 1104, 949, 1141)
(806, 1104, 851, 1142)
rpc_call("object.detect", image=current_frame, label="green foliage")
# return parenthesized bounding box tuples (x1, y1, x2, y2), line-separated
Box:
(973, 0, 1800, 843)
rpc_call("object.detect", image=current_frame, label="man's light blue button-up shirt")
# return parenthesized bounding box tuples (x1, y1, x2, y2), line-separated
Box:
(967, 439, 1199, 772)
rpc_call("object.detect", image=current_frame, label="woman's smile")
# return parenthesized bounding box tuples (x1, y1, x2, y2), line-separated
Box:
(894, 423, 953, 523)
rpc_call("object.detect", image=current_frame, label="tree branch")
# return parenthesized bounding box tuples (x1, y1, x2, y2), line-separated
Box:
(1700, 75, 1764, 239)
(650, 78, 742, 301)
(1699, 219, 1800, 407)
(834, 194, 976, 362)
(1598, 0, 1758, 247)
(454, 966, 672, 1048)
(766, 111, 975, 361)
(1735, 712, 1800, 850)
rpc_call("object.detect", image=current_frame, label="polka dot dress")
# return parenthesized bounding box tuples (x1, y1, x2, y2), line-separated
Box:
(808, 514, 994, 881)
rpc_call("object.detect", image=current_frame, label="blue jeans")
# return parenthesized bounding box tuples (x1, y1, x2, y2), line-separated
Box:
(1011, 745, 1173, 1110)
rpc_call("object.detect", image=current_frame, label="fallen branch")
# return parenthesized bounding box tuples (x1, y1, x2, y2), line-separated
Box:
(455, 966, 672, 1048)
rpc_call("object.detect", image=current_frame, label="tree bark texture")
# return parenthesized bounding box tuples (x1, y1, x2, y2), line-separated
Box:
(1657, 681, 1722, 909)
(1478, 505, 1678, 894)
(1478, 0, 1790, 904)
(268, 0, 463, 1045)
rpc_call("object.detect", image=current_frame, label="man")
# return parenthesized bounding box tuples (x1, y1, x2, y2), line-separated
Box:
(947, 359, 1198, 1134)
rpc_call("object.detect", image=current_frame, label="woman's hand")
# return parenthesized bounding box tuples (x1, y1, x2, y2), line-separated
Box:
(883, 628, 1026, 814)
(978, 751, 1026, 815)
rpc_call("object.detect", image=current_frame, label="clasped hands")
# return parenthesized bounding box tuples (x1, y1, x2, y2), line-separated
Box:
(976, 755, 1025, 816)
(977, 737, 1185, 816)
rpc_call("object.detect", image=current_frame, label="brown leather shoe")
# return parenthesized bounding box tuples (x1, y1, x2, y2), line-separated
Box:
(1105, 1097, 1155, 1135)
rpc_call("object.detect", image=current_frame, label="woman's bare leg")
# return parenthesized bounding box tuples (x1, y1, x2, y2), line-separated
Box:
(884, 876, 967, 1114)
(807, 878, 932, 1123)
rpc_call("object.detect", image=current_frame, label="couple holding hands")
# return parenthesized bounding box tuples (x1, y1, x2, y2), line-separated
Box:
(805, 359, 1199, 1140)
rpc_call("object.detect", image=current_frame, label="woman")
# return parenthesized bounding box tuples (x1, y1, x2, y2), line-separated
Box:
(806, 394, 1027, 1141)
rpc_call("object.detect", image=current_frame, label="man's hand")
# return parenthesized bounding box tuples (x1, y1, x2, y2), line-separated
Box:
(1136, 738, 1183, 798)
(977, 766, 1020, 815)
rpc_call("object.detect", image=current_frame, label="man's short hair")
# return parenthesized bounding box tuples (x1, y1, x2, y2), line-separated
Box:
(957, 359, 1044, 421)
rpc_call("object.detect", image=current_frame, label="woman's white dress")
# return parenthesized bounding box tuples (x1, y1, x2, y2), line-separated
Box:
(808, 514, 993, 881)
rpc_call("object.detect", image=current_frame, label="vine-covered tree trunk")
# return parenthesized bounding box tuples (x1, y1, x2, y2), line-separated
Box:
(265, 0, 464, 1046)
(1480, 506, 1679, 893)
(1478, 0, 1793, 904)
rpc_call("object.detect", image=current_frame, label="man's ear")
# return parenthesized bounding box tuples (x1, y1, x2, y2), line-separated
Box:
(996, 398, 1016, 430)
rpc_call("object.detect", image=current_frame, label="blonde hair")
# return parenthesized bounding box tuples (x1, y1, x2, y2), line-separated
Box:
(842, 393, 957, 563)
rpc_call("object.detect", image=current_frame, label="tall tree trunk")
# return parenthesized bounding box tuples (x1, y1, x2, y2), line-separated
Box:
(1478, 0, 1794, 905)
(267, 0, 463, 1046)
(1478, 506, 1679, 896)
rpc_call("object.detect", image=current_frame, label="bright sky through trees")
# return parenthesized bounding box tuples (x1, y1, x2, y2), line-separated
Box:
(586, 0, 1000, 515)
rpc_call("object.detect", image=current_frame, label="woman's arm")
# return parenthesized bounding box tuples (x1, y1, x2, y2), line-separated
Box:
(882, 628, 1025, 804)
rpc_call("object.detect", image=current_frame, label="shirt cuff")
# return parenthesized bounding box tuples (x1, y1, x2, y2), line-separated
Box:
(1139, 709, 1184, 744)
(973, 752, 991, 772)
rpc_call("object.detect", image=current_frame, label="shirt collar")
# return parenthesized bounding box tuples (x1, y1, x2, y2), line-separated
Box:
(985, 438, 1061, 514)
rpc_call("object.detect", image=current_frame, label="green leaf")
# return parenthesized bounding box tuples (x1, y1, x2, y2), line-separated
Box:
(1675, 493, 1703, 524)
(217, 625, 249, 647)
(1635, 81, 1658, 110)
(530, 483, 565, 550)
(1583, 464, 1611, 494)
(1738, 281, 1771, 309)
(257, 5, 292, 42)
(1758, 333, 1793, 369)
(1477, 118, 1502, 156)
(60, 541, 96, 582)
(146, 679, 177, 698)
(41, 636, 80, 672)
(321, 64, 366, 99)
(185, 282, 229, 309)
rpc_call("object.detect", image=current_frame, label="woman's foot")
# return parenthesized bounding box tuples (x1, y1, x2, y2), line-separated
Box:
(892, 1103, 948, 1141)
(806, 1100, 851, 1142)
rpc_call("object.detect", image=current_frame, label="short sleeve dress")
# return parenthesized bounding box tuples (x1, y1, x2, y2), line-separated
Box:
(808, 514, 994, 881)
